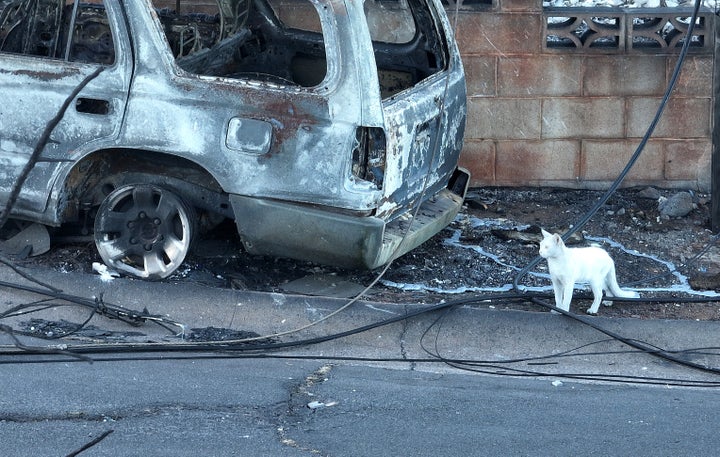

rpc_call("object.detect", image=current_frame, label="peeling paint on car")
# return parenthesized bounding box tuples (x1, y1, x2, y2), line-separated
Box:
(0, 0, 469, 278)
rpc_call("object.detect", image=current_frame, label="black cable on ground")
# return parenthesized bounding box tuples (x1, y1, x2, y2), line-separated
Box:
(2, 279, 720, 386)
(439, 360, 720, 388)
(4, 348, 720, 388)
(416, 297, 720, 386)
(3, 287, 720, 387)
(0, 323, 92, 362)
(64, 429, 114, 457)
(0, 256, 62, 293)
(0, 292, 529, 356)
(528, 296, 720, 376)
(0, 278, 184, 330)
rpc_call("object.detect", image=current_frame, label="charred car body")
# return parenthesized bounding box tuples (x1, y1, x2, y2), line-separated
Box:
(0, 0, 468, 279)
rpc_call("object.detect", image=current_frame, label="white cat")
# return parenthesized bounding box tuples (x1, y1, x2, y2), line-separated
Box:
(538, 228, 639, 314)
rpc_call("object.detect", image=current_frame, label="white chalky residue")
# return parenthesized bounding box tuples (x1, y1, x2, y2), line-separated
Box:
(381, 215, 720, 298)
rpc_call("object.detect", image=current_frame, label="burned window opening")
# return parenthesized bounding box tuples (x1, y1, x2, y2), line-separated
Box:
(366, 0, 449, 99)
(64, 2, 114, 64)
(155, 0, 328, 87)
(0, 0, 63, 57)
(0, 0, 114, 63)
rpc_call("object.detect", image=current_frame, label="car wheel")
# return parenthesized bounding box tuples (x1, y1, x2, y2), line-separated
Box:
(94, 184, 195, 280)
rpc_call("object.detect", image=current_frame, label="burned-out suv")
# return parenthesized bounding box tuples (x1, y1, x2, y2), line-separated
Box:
(0, 0, 468, 279)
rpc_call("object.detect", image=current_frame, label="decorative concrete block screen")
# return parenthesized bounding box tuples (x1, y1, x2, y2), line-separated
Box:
(452, 0, 715, 191)
(544, 7, 713, 51)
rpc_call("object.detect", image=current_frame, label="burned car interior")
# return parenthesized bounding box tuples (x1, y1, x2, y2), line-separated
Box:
(0, 0, 447, 95)
(161, 0, 449, 95)
(161, 0, 329, 87)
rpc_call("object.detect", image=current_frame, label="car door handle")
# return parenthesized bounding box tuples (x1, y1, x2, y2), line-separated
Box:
(76, 97, 110, 115)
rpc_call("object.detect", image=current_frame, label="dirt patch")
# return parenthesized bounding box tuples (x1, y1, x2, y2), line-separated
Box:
(10, 187, 720, 321)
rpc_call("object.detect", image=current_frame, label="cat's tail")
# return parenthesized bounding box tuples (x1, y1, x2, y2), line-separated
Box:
(606, 266, 640, 299)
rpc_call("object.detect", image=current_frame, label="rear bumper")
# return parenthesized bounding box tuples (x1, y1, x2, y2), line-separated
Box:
(230, 167, 470, 269)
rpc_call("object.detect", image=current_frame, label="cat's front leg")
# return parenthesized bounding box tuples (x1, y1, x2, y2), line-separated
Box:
(587, 282, 604, 315)
(559, 282, 573, 312)
(552, 281, 564, 311)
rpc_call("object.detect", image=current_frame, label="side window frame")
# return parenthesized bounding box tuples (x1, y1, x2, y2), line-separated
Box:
(0, 0, 115, 64)
(152, 0, 329, 88)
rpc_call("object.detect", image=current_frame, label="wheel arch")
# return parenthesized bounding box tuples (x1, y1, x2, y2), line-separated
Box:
(60, 148, 233, 220)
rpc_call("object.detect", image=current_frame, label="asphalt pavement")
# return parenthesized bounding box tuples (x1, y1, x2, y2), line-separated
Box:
(2, 263, 720, 456)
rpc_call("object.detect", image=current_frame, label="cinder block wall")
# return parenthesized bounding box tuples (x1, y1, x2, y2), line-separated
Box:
(454, 0, 713, 191)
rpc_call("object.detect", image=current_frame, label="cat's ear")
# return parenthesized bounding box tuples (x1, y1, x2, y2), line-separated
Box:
(541, 228, 552, 238)
(553, 233, 562, 245)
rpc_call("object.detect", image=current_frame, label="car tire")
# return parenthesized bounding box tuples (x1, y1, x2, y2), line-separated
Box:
(93, 184, 195, 280)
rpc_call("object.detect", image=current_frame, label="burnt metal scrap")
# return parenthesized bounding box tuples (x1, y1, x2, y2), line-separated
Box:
(0, 0, 468, 280)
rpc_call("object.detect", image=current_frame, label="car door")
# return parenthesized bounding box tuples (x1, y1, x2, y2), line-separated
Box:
(0, 0, 131, 222)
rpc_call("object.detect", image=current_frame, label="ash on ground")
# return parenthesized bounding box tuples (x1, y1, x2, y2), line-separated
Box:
(17, 187, 720, 321)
